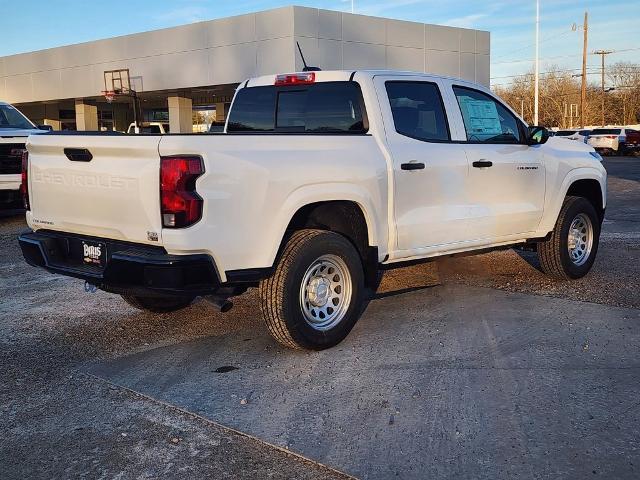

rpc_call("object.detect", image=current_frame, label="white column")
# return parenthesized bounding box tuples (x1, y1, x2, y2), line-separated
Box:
(75, 100, 98, 131)
(168, 96, 193, 133)
(215, 102, 228, 123)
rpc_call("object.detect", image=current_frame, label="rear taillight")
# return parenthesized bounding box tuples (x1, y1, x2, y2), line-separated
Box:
(275, 72, 315, 86)
(21, 150, 30, 211)
(606, 135, 617, 139)
(160, 156, 204, 228)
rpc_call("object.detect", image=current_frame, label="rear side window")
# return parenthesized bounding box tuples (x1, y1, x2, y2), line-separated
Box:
(453, 86, 522, 144)
(227, 87, 277, 132)
(227, 82, 367, 133)
(385, 81, 450, 142)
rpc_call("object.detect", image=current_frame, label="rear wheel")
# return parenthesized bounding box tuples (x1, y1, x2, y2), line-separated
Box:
(121, 294, 194, 313)
(537, 196, 600, 280)
(259, 229, 365, 350)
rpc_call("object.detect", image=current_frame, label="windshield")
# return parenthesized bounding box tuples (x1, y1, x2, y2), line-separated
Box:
(591, 128, 621, 135)
(555, 130, 576, 136)
(0, 104, 36, 130)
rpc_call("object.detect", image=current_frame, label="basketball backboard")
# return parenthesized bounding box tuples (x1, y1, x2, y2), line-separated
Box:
(103, 69, 132, 97)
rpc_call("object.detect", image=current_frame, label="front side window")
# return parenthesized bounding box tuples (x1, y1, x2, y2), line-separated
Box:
(385, 81, 450, 142)
(227, 82, 367, 133)
(453, 86, 522, 144)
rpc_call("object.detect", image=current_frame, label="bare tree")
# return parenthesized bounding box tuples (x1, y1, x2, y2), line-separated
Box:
(493, 62, 640, 127)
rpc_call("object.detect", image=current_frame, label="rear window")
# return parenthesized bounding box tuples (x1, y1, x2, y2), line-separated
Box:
(555, 130, 576, 136)
(591, 128, 621, 135)
(227, 82, 367, 133)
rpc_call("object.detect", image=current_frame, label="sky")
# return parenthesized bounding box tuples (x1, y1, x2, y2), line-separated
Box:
(1, 0, 639, 87)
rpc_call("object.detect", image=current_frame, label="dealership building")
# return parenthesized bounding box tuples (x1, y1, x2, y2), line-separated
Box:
(0, 6, 490, 132)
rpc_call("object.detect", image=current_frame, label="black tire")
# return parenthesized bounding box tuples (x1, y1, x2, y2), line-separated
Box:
(618, 144, 627, 156)
(537, 196, 600, 280)
(121, 294, 194, 313)
(259, 229, 365, 350)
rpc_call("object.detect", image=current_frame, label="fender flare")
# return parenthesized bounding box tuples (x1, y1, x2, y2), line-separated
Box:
(264, 183, 384, 267)
(538, 167, 606, 235)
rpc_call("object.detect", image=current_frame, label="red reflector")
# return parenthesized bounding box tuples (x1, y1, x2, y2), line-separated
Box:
(275, 72, 315, 86)
(21, 150, 30, 211)
(160, 156, 204, 228)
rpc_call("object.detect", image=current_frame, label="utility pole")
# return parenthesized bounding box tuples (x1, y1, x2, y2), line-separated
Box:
(580, 12, 588, 128)
(534, 0, 540, 125)
(594, 49, 613, 127)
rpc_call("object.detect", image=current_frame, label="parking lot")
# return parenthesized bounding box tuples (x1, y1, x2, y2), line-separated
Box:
(1, 156, 639, 479)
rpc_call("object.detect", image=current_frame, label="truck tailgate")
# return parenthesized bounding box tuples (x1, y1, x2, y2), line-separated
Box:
(27, 134, 163, 245)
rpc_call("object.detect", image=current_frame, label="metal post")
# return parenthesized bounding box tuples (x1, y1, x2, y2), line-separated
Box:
(594, 50, 613, 127)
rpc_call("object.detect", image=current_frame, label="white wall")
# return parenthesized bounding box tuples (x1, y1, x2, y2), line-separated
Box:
(292, 7, 490, 86)
(0, 6, 490, 104)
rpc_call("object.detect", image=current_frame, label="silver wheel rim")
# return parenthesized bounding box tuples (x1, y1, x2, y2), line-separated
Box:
(567, 213, 594, 266)
(299, 254, 352, 331)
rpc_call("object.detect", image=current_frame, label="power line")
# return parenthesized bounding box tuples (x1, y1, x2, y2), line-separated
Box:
(491, 66, 604, 80)
(493, 46, 640, 66)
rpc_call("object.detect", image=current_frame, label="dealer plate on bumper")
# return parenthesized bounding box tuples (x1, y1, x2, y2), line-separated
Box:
(81, 240, 106, 267)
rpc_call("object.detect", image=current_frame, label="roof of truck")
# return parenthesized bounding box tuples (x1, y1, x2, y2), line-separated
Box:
(244, 70, 481, 89)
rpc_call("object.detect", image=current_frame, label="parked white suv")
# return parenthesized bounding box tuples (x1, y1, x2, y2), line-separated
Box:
(19, 70, 607, 349)
(587, 127, 640, 155)
(0, 102, 48, 208)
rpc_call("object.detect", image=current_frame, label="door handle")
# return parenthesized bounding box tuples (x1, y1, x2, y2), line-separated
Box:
(472, 160, 493, 168)
(401, 162, 425, 171)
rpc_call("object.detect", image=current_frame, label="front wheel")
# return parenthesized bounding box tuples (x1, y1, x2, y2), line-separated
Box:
(537, 196, 600, 280)
(259, 229, 365, 350)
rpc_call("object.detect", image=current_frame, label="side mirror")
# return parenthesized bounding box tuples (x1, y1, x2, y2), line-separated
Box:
(527, 126, 550, 145)
(37, 124, 53, 132)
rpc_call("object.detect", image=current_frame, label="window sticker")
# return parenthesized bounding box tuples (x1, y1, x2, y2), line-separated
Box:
(458, 96, 502, 137)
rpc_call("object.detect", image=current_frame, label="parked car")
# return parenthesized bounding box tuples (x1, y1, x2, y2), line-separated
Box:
(18, 70, 606, 350)
(0, 102, 50, 209)
(127, 122, 170, 134)
(554, 129, 591, 143)
(587, 127, 640, 155)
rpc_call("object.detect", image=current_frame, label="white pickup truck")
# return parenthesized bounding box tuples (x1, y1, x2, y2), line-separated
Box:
(19, 70, 607, 350)
(0, 102, 49, 208)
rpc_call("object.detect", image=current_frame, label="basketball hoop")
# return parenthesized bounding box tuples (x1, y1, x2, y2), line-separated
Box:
(102, 90, 116, 103)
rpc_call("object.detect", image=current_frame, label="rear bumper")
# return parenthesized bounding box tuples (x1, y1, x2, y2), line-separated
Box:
(18, 229, 221, 297)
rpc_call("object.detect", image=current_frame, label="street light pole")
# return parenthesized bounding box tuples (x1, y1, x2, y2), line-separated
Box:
(534, 0, 540, 125)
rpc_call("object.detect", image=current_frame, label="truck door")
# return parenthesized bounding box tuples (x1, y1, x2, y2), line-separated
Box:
(447, 84, 546, 242)
(375, 76, 474, 253)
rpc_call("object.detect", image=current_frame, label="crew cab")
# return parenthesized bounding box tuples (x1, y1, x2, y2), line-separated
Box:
(0, 102, 49, 208)
(127, 122, 170, 134)
(554, 129, 590, 143)
(18, 70, 607, 350)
